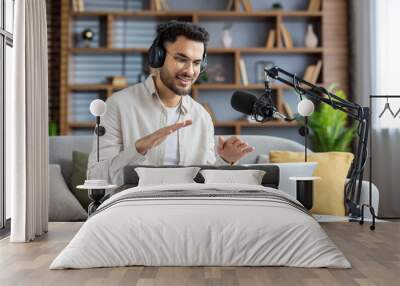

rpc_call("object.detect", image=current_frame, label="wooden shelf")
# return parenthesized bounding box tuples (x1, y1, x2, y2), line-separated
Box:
(58, 0, 347, 136)
(71, 11, 322, 18)
(69, 121, 96, 129)
(70, 47, 148, 54)
(234, 47, 324, 54)
(209, 47, 323, 54)
(69, 84, 128, 91)
(70, 47, 324, 54)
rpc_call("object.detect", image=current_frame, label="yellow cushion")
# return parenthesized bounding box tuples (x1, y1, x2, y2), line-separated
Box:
(269, 151, 354, 216)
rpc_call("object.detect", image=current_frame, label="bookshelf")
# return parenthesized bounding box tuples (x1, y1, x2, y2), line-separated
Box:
(56, 0, 349, 135)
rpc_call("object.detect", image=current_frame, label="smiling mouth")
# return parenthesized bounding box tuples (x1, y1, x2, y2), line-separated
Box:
(176, 75, 192, 86)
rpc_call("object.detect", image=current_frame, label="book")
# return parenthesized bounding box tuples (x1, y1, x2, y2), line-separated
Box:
(153, 0, 161, 11)
(307, 0, 321, 12)
(239, 59, 249, 85)
(109, 76, 128, 87)
(282, 101, 294, 119)
(280, 23, 293, 48)
(310, 60, 322, 84)
(237, 0, 245, 12)
(226, 0, 234, 11)
(77, 0, 85, 12)
(303, 64, 315, 82)
(238, 0, 252, 12)
(159, 0, 169, 10)
(72, 0, 78, 12)
(307, 0, 315, 11)
(265, 29, 276, 48)
(241, 0, 253, 12)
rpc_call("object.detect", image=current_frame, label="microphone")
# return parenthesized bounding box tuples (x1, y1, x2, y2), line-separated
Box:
(231, 90, 293, 122)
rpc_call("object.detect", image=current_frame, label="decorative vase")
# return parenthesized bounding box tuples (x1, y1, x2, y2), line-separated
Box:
(305, 24, 318, 48)
(221, 29, 233, 48)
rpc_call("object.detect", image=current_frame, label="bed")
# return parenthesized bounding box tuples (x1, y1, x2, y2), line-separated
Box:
(50, 165, 351, 269)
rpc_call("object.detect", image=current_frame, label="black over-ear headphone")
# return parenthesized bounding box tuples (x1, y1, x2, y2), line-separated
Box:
(148, 23, 208, 73)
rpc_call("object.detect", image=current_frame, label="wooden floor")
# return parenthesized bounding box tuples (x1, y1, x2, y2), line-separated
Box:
(0, 221, 399, 286)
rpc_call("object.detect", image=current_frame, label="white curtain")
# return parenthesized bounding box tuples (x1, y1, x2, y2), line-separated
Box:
(351, 0, 400, 217)
(371, 0, 400, 217)
(7, 0, 49, 242)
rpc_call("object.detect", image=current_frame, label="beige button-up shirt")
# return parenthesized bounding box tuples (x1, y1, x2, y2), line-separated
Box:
(88, 75, 228, 185)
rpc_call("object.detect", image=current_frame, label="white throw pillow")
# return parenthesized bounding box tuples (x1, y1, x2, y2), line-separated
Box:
(200, 169, 266, 185)
(49, 164, 87, 221)
(135, 167, 201, 186)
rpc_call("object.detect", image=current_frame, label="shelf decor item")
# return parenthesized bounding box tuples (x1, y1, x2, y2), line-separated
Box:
(272, 2, 283, 10)
(239, 59, 249, 85)
(226, 0, 234, 11)
(153, 0, 169, 11)
(72, 0, 85, 12)
(221, 23, 233, 48)
(305, 24, 318, 48)
(109, 76, 128, 88)
(302, 60, 322, 84)
(238, 0, 253, 12)
(265, 29, 276, 48)
(280, 23, 293, 48)
(307, 0, 321, 12)
(81, 28, 94, 48)
(207, 64, 226, 83)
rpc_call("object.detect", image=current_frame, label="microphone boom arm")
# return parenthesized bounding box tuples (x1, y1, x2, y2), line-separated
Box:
(264, 66, 370, 219)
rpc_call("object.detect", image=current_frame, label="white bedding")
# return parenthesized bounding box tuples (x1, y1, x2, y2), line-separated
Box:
(50, 183, 350, 269)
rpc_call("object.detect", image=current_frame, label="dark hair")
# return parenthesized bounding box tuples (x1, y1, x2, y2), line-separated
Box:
(156, 20, 209, 50)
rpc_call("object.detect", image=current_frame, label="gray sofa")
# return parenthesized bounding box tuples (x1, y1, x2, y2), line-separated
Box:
(49, 135, 379, 220)
(49, 135, 308, 187)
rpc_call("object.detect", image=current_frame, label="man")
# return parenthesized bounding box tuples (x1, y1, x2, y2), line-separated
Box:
(88, 21, 255, 185)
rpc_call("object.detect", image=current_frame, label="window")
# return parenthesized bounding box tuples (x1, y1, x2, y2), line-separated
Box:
(1, 0, 14, 229)
(375, 0, 400, 128)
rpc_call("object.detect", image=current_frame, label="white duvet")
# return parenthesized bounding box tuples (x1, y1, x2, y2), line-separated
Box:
(50, 183, 351, 269)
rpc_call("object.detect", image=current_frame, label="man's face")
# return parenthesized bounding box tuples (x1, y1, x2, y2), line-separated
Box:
(159, 36, 204, 95)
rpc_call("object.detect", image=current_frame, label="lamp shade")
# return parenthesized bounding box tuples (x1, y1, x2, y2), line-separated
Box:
(297, 99, 315, 116)
(90, 99, 107, 117)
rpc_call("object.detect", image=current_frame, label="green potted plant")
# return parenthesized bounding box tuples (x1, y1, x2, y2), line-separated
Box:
(49, 120, 59, 136)
(300, 84, 357, 152)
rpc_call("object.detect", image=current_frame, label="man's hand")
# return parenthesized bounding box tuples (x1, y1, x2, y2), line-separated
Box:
(135, 120, 192, 155)
(216, 136, 255, 164)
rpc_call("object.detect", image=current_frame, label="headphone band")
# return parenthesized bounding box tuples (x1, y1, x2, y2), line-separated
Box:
(149, 23, 208, 72)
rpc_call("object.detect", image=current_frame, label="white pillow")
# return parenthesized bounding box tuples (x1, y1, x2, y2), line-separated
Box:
(200, 169, 266, 185)
(49, 164, 87, 222)
(135, 167, 201, 186)
(243, 162, 318, 198)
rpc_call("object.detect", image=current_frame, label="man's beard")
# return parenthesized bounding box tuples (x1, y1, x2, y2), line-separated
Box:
(160, 68, 193, 96)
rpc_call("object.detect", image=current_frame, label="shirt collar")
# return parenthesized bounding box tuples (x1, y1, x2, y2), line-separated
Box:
(144, 75, 189, 115)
